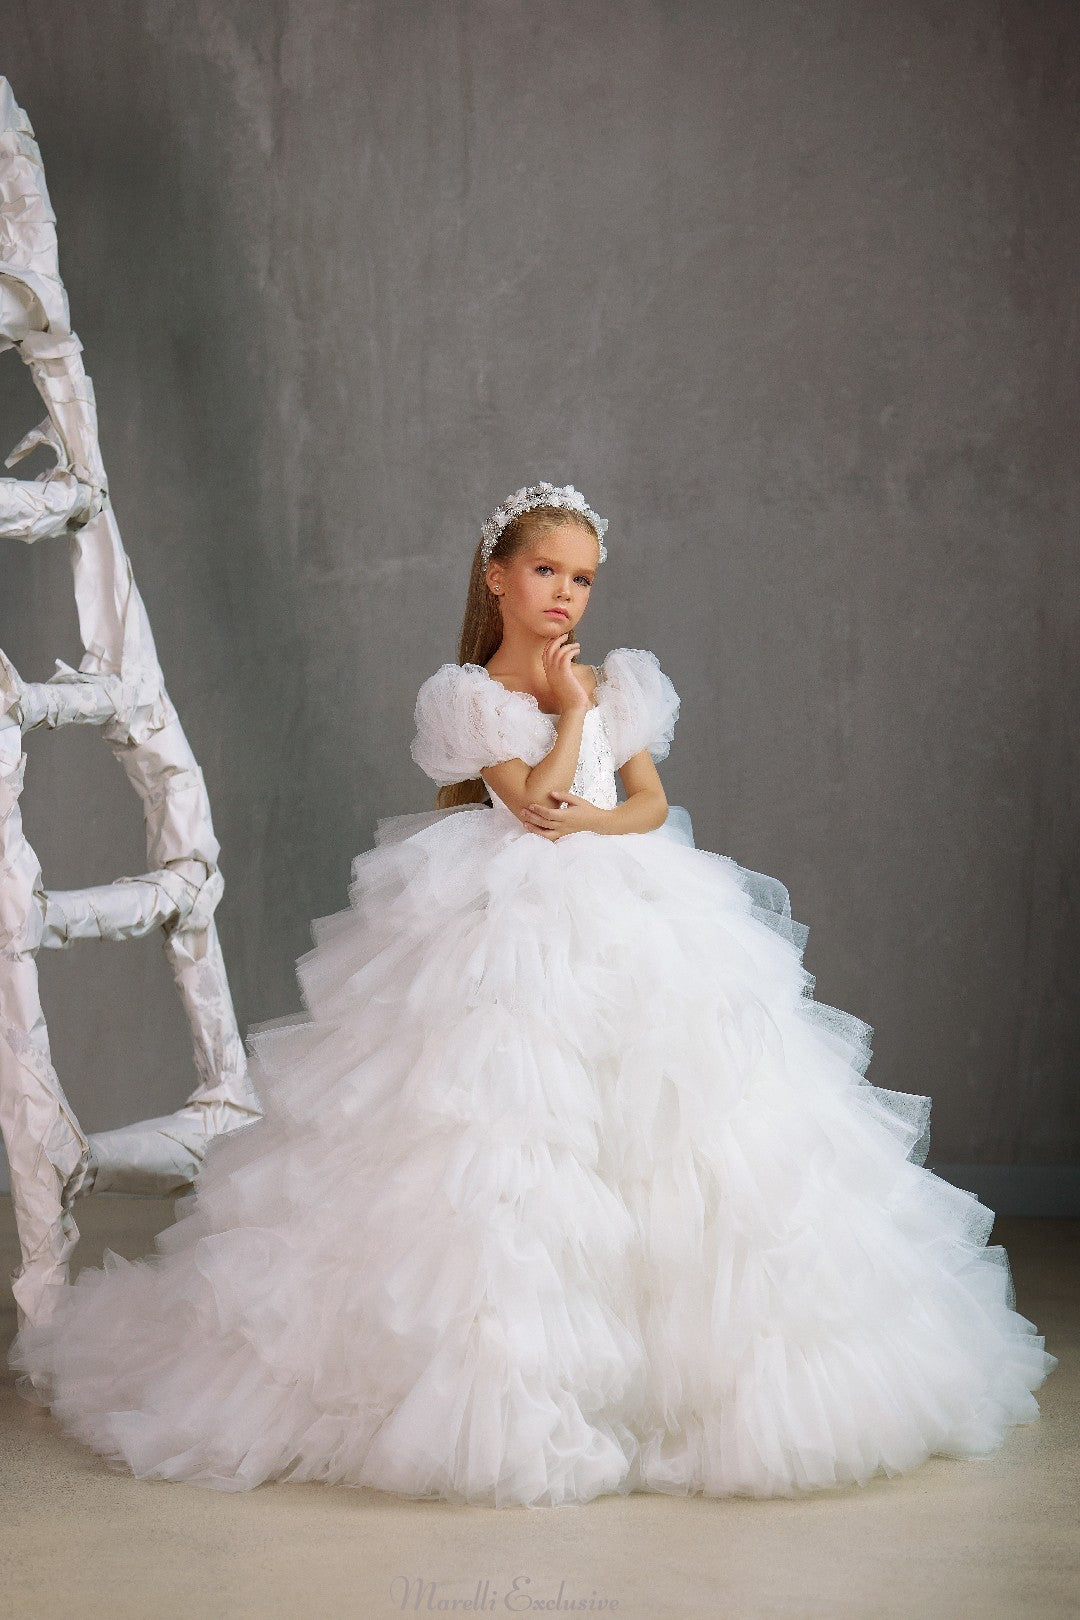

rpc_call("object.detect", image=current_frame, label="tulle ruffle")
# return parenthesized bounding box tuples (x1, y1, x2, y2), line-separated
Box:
(9, 803, 1057, 1505)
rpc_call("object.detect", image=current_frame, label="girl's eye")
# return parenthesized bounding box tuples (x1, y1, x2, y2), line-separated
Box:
(535, 565, 592, 587)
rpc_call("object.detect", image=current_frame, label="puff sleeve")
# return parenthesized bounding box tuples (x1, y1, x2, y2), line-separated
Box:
(410, 662, 555, 787)
(599, 647, 681, 769)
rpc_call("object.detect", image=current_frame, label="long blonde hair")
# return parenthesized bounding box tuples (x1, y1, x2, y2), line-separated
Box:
(432, 505, 602, 809)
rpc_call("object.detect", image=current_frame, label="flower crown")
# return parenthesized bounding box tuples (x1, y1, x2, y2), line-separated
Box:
(479, 481, 609, 570)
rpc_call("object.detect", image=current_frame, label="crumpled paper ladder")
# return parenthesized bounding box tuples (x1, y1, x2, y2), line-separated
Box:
(0, 77, 262, 1328)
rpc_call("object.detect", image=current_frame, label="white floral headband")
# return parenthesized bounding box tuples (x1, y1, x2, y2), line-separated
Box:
(479, 481, 609, 570)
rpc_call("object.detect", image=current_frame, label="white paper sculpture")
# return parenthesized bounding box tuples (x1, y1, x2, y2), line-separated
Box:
(0, 78, 262, 1327)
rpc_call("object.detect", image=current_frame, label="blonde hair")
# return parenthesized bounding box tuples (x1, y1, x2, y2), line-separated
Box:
(432, 506, 602, 808)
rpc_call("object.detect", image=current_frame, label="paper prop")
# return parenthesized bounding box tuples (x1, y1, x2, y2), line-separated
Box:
(0, 78, 261, 1328)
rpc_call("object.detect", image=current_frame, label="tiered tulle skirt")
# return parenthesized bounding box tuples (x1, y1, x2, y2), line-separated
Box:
(9, 803, 1057, 1504)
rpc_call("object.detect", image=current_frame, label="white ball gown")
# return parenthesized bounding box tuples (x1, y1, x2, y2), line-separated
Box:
(9, 647, 1057, 1506)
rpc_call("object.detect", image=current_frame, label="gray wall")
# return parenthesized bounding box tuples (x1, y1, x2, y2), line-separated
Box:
(1, 1, 1077, 1196)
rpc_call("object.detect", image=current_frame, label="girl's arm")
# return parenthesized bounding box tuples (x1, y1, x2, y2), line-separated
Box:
(481, 700, 592, 819)
(592, 751, 667, 835)
(594, 749, 668, 834)
(510, 746, 669, 838)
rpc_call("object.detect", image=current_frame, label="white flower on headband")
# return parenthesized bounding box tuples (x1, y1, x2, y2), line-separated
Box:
(479, 481, 609, 569)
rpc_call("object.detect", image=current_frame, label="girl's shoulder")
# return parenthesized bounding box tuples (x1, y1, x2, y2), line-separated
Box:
(596, 646, 670, 688)
(595, 646, 681, 767)
(410, 659, 558, 786)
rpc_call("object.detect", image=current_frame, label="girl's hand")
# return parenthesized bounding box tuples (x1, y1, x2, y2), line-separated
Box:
(542, 630, 591, 713)
(520, 790, 601, 839)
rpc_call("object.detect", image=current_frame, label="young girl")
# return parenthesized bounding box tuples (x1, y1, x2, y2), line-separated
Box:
(9, 481, 1057, 1507)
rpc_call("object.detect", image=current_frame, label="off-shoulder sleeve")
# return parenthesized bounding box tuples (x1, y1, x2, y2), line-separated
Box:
(598, 647, 681, 769)
(410, 662, 555, 786)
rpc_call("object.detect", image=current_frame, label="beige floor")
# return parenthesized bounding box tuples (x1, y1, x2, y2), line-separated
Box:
(1, 1195, 1076, 1620)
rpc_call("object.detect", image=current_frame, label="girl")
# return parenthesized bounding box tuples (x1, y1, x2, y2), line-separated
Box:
(9, 481, 1057, 1507)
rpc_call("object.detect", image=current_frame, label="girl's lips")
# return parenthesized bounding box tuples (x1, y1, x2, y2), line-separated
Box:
(546, 610, 569, 619)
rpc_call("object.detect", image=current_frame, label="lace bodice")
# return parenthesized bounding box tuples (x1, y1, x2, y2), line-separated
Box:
(411, 647, 680, 824)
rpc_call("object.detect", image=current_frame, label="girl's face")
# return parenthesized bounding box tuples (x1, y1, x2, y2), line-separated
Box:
(491, 522, 599, 639)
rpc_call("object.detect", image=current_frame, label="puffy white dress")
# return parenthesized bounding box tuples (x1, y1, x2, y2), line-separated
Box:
(9, 647, 1057, 1506)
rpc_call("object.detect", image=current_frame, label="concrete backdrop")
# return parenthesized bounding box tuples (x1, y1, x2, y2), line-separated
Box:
(0, 0, 1077, 1205)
